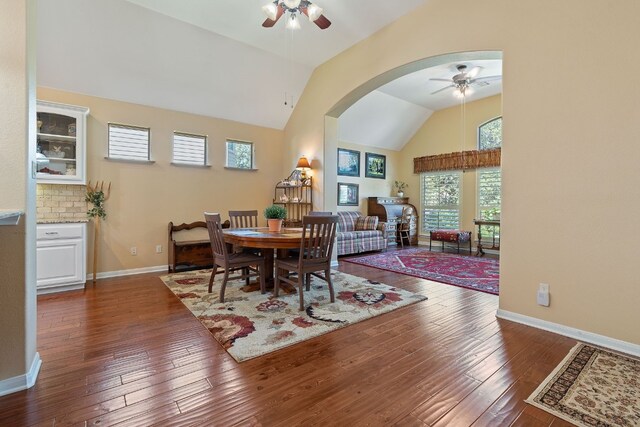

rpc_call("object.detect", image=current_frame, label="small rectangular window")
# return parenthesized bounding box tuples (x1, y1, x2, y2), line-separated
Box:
(421, 171, 462, 232)
(226, 140, 254, 169)
(173, 132, 207, 166)
(108, 123, 150, 161)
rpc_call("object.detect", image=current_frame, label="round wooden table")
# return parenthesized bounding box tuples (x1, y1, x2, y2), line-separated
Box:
(222, 227, 303, 286)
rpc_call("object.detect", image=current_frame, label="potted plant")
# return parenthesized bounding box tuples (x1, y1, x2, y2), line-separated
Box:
(394, 180, 408, 197)
(264, 204, 287, 232)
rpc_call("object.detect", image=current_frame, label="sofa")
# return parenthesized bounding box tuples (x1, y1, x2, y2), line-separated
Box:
(336, 211, 388, 256)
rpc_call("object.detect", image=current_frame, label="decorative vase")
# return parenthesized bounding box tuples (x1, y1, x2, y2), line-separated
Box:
(397, 191, 404, 197)
(267, 219, 283, 232)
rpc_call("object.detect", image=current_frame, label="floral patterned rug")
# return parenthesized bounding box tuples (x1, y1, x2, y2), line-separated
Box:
(160, 269, 427, 362)
(343, 248, 500, 295)
(526, 343, 640, 426)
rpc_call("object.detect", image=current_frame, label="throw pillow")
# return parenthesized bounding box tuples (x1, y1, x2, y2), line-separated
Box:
(355, 215, 379, 231)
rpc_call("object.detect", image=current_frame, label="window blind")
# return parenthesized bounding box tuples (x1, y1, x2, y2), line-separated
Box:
(108, 123, 150, 161)
(421, 171, 461, 232)
(173, 132, 207, 165)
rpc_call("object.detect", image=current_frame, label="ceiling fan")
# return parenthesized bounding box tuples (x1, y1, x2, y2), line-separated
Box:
(430, 64, 501, 96)
(262, 0, 331, 30)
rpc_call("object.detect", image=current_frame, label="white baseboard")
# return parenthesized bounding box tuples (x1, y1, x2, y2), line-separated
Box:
(331, 260, 339, 267)
(0, 352, 41, 397)
(86, 264, 167, 281)
(496, 309, 640, 358)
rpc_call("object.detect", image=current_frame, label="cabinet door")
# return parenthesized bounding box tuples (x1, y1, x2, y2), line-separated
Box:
(36, 101, 89, 184)
(36, 239, 85, 289)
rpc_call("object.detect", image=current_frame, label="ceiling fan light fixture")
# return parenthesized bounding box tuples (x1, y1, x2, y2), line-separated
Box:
(283, 0, 302, 9)
(307, 4, 323, 21)
(262, 2, 278, 20)
(285, 12, 301, 30)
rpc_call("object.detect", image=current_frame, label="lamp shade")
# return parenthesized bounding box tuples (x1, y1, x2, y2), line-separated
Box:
(296, 156, 311, 169)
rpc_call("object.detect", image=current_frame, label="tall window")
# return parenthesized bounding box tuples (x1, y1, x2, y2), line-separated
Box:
(172, 132, 207, 166)
(226, 140, 254, 169)
(108, 123, 150, 161)
(478, 117, 502, 150)
(421, 171, 462, 232)
(477, 168, 501, 221)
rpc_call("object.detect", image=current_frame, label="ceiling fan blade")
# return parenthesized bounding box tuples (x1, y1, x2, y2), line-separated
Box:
(475, 75, 502, 81)
(429, 78, 453, 82)
(312, 14, 331, 29)
(262, 4, 285, 28)
(431, 85, 454, 95)
(299, 6, 331, 29)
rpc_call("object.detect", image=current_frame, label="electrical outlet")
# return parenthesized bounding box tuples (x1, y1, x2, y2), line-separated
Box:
(155, 245, 162, 254)
(130, 246, 137, 256)
(537, 283, 550, 306)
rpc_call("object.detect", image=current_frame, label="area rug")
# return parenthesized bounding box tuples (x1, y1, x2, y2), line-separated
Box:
(160, 269, 427, 362)
(526, 343, 640, 426)
(343, 248, 499, 295)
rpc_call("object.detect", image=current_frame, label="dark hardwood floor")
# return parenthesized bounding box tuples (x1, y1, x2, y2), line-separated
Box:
(0, 252, 576, 426)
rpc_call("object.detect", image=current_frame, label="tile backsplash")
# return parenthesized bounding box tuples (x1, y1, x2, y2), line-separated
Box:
(37, 184, 88, 222)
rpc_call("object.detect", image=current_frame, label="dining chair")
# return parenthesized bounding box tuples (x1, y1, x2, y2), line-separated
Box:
(228, 210, 259, 228)
(398, 206, 414, 248)
(204, 212, 266, 302)
(274, 215, 338, 311)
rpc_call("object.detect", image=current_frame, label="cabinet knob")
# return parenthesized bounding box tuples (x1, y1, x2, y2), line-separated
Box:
(45, 231, 59, 235)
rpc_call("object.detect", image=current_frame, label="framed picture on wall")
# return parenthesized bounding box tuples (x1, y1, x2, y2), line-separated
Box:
(337, 148, 360, 176)
(337, 182, 359, 206)
(365, 152, 386, 179)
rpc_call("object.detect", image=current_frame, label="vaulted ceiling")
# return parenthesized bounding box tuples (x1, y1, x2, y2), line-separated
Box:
(37, 0, 501, 150)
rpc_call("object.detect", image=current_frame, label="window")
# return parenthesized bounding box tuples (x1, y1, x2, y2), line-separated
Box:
(478, 117, 502, 150)
(477, 168, 501, 221)
(108, 123, 150, 161)
(172, 132, 207, 166)
(226, 140, 254, 169)
(421, 171, 462, 232)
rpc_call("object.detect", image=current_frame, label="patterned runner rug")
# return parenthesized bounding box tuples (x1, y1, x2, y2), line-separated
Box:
(160, 269, 427, 362)
(526, 343, 640, 426)
(343, 248, 499, 295)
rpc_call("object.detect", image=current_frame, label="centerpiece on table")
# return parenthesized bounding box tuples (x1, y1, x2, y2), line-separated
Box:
(264, 204, 287, 232)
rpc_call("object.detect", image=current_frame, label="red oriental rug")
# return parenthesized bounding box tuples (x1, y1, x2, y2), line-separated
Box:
(343, 248, 499, 295)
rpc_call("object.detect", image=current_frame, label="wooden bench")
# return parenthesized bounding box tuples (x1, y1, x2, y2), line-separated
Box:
(168, 220, 229, 273)
(429, 230, 472, 254)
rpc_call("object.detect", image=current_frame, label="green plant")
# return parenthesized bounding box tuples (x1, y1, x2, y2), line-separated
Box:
(86, 190, 106, 219)
(264, 204, 287, 220)
(394, 181, 408, 192)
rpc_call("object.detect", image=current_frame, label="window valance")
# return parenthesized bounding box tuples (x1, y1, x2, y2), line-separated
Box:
(413, 148, 501, 174)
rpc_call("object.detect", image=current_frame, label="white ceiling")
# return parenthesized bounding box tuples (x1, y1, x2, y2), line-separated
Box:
(36, 0, 502, 149)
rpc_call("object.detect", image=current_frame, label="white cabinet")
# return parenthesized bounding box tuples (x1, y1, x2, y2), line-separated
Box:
(36, 101, 89, 184)
(36, 223, 87, 294)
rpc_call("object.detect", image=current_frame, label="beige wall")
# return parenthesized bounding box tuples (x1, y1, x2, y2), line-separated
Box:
(0, 0, 38, 386)
(399, 95, 502, 239)
(37, 88, 285, 274)
(284, 0, 640, 344)
(335, 141, 400, 213)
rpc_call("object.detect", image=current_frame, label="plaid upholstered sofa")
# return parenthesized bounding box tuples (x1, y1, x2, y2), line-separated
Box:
(336, 211, 388, 256)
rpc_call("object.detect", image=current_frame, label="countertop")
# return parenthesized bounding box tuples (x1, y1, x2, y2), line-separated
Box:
(37, 219, 90, 224)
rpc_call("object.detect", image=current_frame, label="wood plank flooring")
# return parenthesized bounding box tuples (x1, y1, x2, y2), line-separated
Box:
(0, 255, 577, 426)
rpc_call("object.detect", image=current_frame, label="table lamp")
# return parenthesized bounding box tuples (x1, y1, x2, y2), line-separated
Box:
(296, 156, 312, 180)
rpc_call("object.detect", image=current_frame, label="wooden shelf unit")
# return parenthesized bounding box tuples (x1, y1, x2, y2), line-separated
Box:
(273, 175, 313, 227)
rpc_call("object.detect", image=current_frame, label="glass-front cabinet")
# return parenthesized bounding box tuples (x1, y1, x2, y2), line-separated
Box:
(36, 101, 89, 184)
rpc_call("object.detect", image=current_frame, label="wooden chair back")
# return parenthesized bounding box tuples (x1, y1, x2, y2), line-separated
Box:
(228, 210, 259, 228)
(299, 215, 338, 263)
(308, 211, 333, 216)
(204, 212, 229, 261)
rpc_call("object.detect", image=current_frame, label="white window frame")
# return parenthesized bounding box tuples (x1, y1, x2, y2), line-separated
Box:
(225, 139, 255, 170)
(107, 123, 152, 163)
(477, 167, 501, 221)
(172, 131, 208, 167)
(477, 116, 503, 151)
(420, 170, 462, 233)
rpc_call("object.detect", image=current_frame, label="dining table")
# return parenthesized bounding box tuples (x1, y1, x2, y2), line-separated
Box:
(222, 227, 304, 288)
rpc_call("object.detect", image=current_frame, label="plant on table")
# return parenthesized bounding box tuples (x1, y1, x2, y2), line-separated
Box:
(394, 180, 408, 196)
(264, 205, 287, 232)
